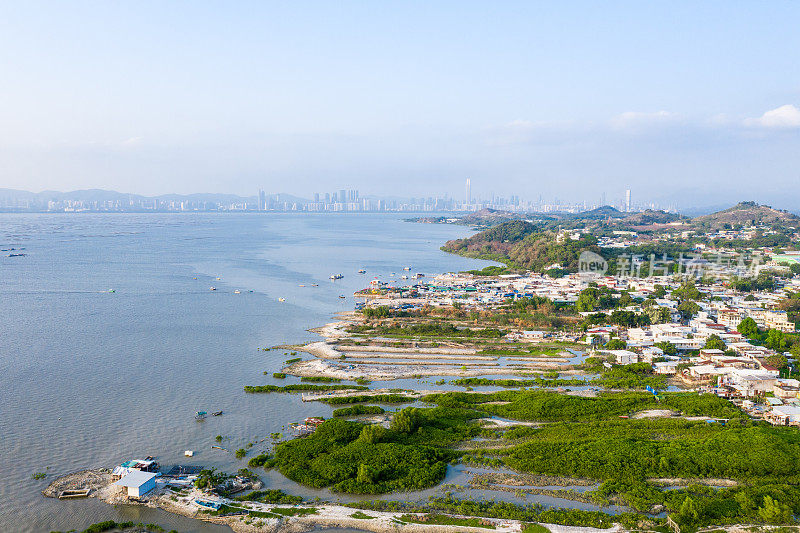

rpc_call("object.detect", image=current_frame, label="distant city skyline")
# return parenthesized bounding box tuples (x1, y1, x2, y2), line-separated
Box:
(1, 2, 799, 208)
(0, 184, 733, 215)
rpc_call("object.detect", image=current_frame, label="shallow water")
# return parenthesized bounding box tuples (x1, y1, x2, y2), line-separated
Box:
(0, 213, 488, 533)
(1, 213, 623, 532)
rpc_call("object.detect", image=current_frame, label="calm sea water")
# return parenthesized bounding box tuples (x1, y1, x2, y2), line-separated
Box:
(0, 213, 492, 533)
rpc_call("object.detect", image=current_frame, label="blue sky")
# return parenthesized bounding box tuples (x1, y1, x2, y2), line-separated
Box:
(1, 1, 798, 208)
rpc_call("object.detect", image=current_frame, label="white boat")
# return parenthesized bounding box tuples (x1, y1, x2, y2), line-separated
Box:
(330, 274, 344, 280)
(401, 275, 408, 279)
(403, 266, 411, 271)
(278, 297, 286, 302)
(234, 289, 241, 294)
(210, 286, 217, 291)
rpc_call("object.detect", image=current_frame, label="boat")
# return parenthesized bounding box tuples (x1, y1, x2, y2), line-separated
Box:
(339, 295, 346, 299)
(212, 411, 223, 416)
(401, 275, 408, 279)
(209, 287, 216, 291)
(403, 266, 411, 271)
(108, 289, 116, 293)
(358, 269, 366, 274)
(330, 274, 344, 280)
(211, 445, 229, 452)
(234, 289, 241, 294)
(311, 283, 319, 287)
(299, 284, 306, 287)
(195, 411, 207, 420)
(216, 277, 221, 280)
(278, 297, 286, 302)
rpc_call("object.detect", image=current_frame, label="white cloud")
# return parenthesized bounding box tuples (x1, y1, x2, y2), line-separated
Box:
(609, 110, 675, 130)
(745, 104, 800, 129)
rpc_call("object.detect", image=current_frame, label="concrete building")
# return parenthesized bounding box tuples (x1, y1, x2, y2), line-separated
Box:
(113, 470, 157, 498)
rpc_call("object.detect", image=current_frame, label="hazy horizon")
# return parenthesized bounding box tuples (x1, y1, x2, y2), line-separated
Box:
(1, 2, 799, 208)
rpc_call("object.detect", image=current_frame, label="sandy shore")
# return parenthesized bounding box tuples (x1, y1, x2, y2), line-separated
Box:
(45, 471, 623, 533)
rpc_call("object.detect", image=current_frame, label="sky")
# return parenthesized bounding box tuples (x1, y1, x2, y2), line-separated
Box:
(0, 1, 799, 208)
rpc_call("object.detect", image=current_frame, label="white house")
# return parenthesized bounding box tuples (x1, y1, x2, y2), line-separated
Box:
(607, 350, 639, 365)
(113, 470, 157, 498)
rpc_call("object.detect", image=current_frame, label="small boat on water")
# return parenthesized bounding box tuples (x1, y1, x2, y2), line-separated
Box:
(330, 274, 344, 280)
(195, 411, 207, 420)
(278, 297, 286, 302)
(339, 295, 346, 299)
(212, 411, 223, 416)
(403, 266, 411, 271)
(358, 269, 366, 274)
(401, 275, 408, 279)
(211, 445, 229, 452)
(311, 283, 319, 287)
(209, 287, 216, 291)
(234, 289, 241, 294)
(299, 284, 306, 287)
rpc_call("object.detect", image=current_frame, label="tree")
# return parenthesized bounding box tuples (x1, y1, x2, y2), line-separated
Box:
(764, 353, 789, 370)
(675, 496, 698, 526)
(645, 306, 671, 324)
(391, 407, 420, 434)
(576, 289, 600, 312)
(652, 285, 667, 299)
(358, 424, 387, 444)
(738, 317, 759, 338)
(604, 339, 627, 350)
(757, 495, 792, 524)
(655, 341, 677, 356)
(765, 329, 787, 351)
(672, 281, 703, 301)
(677, 299, 700, 320)
(703, 334, 726, 351)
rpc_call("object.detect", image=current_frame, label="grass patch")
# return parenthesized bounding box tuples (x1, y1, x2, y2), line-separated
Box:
(350, 511, 376, 519)
(398, 514, 496, 529)
(333, 405, 386, 417)
(269, 507, 318, 517)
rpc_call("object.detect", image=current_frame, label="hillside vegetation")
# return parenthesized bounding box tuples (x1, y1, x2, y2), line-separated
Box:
(692, 201, 800, 229)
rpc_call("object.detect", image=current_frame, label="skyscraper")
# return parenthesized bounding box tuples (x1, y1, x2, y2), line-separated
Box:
(465, 178, 471, 205)
(258, 189, 266, 211)
(625, 189, 631, 212)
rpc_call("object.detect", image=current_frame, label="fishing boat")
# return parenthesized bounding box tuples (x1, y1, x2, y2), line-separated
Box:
(195, 411, 207, 420)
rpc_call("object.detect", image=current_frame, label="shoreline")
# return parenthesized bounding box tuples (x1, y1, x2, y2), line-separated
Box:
(43, 470, 623, 533)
